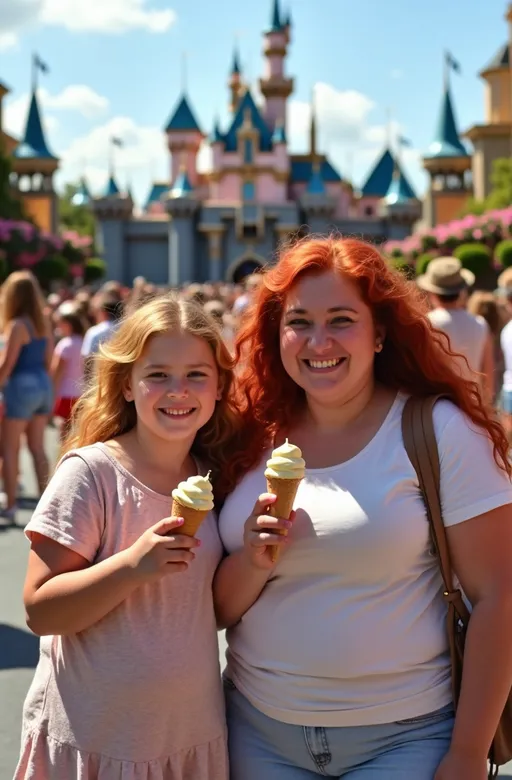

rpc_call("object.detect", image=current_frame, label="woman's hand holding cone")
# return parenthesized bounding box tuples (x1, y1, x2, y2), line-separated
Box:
(242, 493, 295, 570)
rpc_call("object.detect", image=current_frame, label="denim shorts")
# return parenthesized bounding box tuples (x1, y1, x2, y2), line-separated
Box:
(3, 371, 53, 420)
(501, 389, 512, 414)
(224, 677, 454, 779)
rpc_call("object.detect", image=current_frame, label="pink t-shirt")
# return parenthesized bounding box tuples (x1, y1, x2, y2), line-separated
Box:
(54, 335, 84, 399)
(15, 444, 228, 780)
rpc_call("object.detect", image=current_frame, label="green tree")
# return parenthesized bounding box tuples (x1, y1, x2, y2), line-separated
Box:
(460, 157, 512, 216)
(0, 140, 24, 220)
(59, 182, 96, 237)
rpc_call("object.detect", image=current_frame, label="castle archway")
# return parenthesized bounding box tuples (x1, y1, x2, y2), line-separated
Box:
(227, 252, 266, 284)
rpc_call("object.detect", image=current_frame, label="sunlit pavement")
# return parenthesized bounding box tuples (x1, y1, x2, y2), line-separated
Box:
(0, 429, 510, 777)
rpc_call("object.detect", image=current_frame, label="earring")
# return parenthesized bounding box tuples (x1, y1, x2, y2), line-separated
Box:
(375, 341, 383, 353)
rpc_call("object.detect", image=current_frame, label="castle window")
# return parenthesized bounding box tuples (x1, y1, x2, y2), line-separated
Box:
(244, 139, 254, 164)
(364, 206, 374, 216)
(242, 181, 255, 201)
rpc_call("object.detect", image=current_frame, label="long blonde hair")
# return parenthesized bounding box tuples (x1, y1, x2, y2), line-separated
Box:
(63, 293, 239, 485)
(1, 271, 47, 336)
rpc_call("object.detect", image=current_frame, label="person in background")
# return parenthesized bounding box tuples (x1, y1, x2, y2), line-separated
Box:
(232, 273, 264, 320)
(497, 273, 512, 442)
(0, 271, 53, 523)
(81, 289, 123, 380)
(51, 304, 85, 441)
(417, 257, 494, 405)
(467, 291, 504, 405)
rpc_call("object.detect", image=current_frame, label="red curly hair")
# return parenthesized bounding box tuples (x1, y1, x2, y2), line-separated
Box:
(218, 236, 510, 498)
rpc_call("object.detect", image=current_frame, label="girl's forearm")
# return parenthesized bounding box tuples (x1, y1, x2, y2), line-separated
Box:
(213, 549, 271, 629)
(25, 550, 144, 636)
(449, 594, 512, 758)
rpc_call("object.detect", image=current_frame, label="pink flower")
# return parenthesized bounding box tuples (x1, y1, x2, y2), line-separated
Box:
(473, 229, 483, 240)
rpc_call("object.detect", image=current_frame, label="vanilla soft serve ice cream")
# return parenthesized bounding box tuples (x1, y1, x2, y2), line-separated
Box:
(264, 440, 305, 562)
(171, 472, 214, 537)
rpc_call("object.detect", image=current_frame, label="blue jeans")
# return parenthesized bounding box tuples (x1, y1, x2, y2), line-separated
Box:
(225, 678, 454, 779)
(3, 370, 52, 420)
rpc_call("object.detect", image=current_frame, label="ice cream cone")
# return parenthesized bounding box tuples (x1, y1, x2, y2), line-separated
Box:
(171, 498, 209, 537)
(266, 476, 302, 563)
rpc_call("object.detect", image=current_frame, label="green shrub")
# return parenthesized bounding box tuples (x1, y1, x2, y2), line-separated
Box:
(390, 257, 414, 279)
(415, 253, 435, 277)
(84, 257, 107, 284)
(496, 240, 512, 269)
(453, 242, 491, 276)
(421, 234, 438, 252)
(34, 255, 69, 285)
(440, 236, 460, 252)
(390, 248, 404, 259)
(0, 255, 7, 283)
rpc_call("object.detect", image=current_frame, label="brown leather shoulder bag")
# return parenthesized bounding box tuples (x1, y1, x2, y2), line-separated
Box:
(402, 394, 512, 778)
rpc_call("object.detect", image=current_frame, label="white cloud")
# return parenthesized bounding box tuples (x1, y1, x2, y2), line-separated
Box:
(0, 32, 19, 51)
(57, 116, 169, 200)
(0, 0, 175, 44)
(3, 85, 109, 138)
(287, 81, 425, 192)
(45, 85, 109, 119)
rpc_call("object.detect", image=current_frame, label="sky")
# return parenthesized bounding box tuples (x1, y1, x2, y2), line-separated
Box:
(0, 0, 509, 207)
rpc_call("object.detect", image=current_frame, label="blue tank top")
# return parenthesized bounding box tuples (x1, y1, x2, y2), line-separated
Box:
(11, 318, 47, 374)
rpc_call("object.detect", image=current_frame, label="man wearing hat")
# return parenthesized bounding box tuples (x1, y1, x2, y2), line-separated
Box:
(417, 257, 494, 402)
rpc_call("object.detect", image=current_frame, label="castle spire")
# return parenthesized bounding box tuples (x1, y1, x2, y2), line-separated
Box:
(16, 90, 56, 159)
(425, 79, 467, 159)
(310, 87, 317, 159)
(270, 0, 283, 31)
(231, 44, 241, 76)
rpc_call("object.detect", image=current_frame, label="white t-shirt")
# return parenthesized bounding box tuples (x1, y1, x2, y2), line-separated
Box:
(218, 393, 512, 727)
(501, 320, 512, 392)
(81, 321, 117, 358)
(427, 307, 488, 380)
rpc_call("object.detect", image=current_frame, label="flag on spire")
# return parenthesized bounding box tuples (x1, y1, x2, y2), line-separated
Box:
(445, 51, 461, 75)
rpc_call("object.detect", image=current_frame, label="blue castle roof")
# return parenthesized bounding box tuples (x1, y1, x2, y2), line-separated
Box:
(424, 85, 468, 160)
(383, 168, 415, 205)
(290, 158, 341, 183)
(270, 0, 284, 31)
(14, 91, 57, 160)
(307, 163, 326, 195)
(170, 169, 193, 198)
(104, 175, 120, 197)
(210, 117, 224, 144)
(71, 178, 91, 206)
(361, 149, 416, 198)
(224, 90, 273, 152)
(144, 183, 169, 210)
(165, 95, 202, 133)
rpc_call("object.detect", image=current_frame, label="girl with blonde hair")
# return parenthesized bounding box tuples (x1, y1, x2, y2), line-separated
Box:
(15, 293, 236, 780)
(0, 271, 53, 523)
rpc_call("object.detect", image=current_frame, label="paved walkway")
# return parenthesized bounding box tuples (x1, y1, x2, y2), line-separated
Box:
(0, 430, 510, 777)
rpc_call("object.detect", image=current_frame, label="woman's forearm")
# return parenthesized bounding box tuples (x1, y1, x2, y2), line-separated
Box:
(449, 594, 512, 757)
(25, 550, 144, 636)
(214, 549, 271, 629)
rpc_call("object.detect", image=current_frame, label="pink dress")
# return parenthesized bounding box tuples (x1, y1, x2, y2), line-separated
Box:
(15, 444, 228, 780)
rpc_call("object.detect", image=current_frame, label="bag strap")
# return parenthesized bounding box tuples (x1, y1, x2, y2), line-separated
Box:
(401, 395, 470, 620)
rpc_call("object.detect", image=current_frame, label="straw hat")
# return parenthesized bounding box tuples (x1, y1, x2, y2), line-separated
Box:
(416, 256, 475, 296)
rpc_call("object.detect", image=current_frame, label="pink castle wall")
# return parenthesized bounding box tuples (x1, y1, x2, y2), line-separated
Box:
(326, 183, 350, 218)
(257, 173, 286, 202)
(357, 196, 380, 219)
(217, 173, 241, 200)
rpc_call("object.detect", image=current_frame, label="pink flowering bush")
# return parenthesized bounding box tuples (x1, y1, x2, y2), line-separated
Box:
(384, 207, 512, 268)
(0, 218, 88, 285)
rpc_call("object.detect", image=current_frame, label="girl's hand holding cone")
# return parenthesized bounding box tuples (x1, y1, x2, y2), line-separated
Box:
(125, 516, 200, 581)
(242, 493, 295, 570)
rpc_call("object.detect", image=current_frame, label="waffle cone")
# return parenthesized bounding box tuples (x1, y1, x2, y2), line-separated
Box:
(171, 499, 209, 537)
(266, 476, 302, 563)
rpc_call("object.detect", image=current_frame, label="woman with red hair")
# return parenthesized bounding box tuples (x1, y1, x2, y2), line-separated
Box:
(214, 237, 512, 780)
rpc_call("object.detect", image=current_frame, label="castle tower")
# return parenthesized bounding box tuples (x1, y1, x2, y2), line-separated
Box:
(229, 45, 244, 113)
(0, 81, 18, 155)
(422, 65, 471, 227)
(464, 5, 512, 201)
(11, 88, 59, 233)
(91, 172, 132, 282)
(164, 93, 205, 187)
(259, 0, 294, 132)
(379, 160, 421, 234)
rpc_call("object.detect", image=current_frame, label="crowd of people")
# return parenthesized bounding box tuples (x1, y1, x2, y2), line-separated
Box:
(4, 236, 512, 780)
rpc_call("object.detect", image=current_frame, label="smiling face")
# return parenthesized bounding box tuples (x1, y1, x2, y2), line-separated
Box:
(279, 271, 383, 408)
(124, 330, 221, 446)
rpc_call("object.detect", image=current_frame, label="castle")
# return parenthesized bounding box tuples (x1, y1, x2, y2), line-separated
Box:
(2, 2, 512, 284)
(91, 0, 423, 285)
